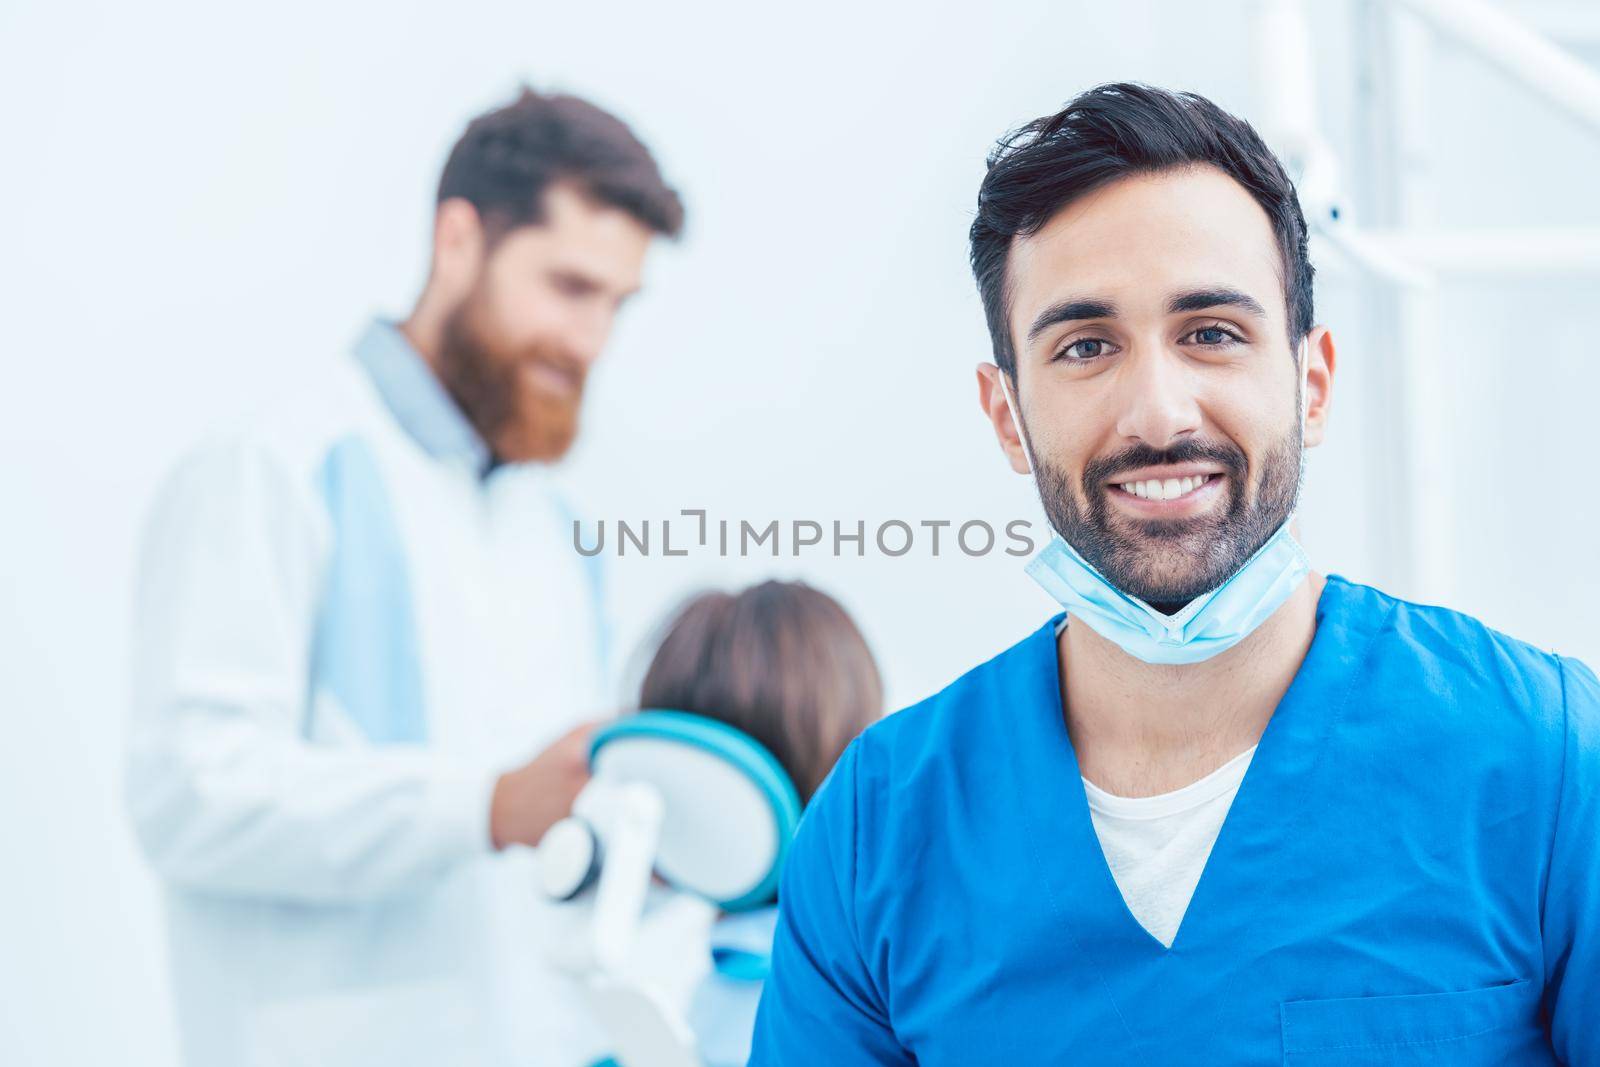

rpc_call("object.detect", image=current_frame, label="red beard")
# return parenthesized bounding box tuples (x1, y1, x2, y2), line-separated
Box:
(437, 297, 588, 464)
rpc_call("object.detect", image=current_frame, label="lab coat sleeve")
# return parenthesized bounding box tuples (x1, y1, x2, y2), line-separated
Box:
(125, 439, 500, 903)
(1543, 655, 1600, 1064)
(748, 741, 915, 1065)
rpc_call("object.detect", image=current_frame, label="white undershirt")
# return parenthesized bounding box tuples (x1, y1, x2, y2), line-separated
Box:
(1082, 745, 1257, 948)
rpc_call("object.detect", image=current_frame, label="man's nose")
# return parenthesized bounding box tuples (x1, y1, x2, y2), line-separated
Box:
(1112, 344, 1203, 450)
(566, 307, 614, 368)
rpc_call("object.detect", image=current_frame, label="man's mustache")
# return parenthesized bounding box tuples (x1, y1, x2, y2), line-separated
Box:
(1083, 440, 1248, 488)
(515, 347, 588, 397)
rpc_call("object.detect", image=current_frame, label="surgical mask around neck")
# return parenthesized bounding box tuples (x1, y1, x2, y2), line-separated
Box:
(997, 344, 1312, 665)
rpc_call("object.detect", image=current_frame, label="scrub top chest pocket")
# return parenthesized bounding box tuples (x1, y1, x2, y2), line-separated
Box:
(1279, 978, 1550, 1065)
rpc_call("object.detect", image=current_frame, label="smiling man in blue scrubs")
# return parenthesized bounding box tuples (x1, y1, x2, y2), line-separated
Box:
(750, 83, 1599, 1065)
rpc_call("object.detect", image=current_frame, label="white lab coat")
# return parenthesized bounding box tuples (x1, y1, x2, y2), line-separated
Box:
(126, 325, 611, 1066)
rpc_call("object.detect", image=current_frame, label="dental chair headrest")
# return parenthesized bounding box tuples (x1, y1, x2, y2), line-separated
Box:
(588, 710, 802, 912)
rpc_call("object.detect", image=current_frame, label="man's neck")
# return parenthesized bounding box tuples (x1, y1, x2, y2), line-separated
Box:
(1060, 571, 1326, 798)
(397, 312, 443, 373)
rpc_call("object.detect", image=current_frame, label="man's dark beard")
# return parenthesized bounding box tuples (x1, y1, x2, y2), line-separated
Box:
(436, 290, 586, 465)
(1033, 422, 1302, 610)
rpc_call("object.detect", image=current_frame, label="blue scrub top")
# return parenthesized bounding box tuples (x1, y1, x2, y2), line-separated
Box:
(749, 575, 1600, 1066)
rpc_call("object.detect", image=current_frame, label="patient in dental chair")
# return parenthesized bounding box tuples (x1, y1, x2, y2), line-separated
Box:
(637, 580, 883, 1067)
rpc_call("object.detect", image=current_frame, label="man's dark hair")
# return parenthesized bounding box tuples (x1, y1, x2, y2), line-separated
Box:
(970, 82, 1313, 378)
(438, 86, 685, 241)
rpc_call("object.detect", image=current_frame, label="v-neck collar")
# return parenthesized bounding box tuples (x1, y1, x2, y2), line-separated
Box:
(1007, 574, 1392, 966)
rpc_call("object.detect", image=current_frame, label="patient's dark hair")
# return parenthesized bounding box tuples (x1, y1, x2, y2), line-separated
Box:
(438, 85, 685, 242)
(970, 81, 1314, 378)
(638, 581, 883, 804)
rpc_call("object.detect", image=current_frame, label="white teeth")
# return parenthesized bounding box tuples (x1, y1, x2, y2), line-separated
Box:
(1118, 473, 1213, 500)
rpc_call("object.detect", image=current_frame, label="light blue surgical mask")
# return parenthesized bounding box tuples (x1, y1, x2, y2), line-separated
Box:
(997, 346, 1311, 665)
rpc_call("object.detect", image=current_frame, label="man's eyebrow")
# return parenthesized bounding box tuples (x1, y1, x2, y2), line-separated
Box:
(1026, 298, 1119, 344)
(1166, 287, 1268, 319)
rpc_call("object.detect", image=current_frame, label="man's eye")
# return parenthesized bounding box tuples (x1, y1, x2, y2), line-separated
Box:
(552, 274, 597, 298)
(1057, 338, 1111, 362)
(1188, 325, 1242, 347)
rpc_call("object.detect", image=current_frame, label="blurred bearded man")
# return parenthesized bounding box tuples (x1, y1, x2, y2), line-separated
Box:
(127, 87, 683, 1067)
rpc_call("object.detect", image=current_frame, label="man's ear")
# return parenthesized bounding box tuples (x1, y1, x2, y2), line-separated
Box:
(976, 362, 1031, 475)
(429, 197, 487, 302)
(1302, 326, 1336, 449)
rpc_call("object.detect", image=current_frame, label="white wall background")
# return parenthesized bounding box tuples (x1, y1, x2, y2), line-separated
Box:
(3, 1, 1597, 1062)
